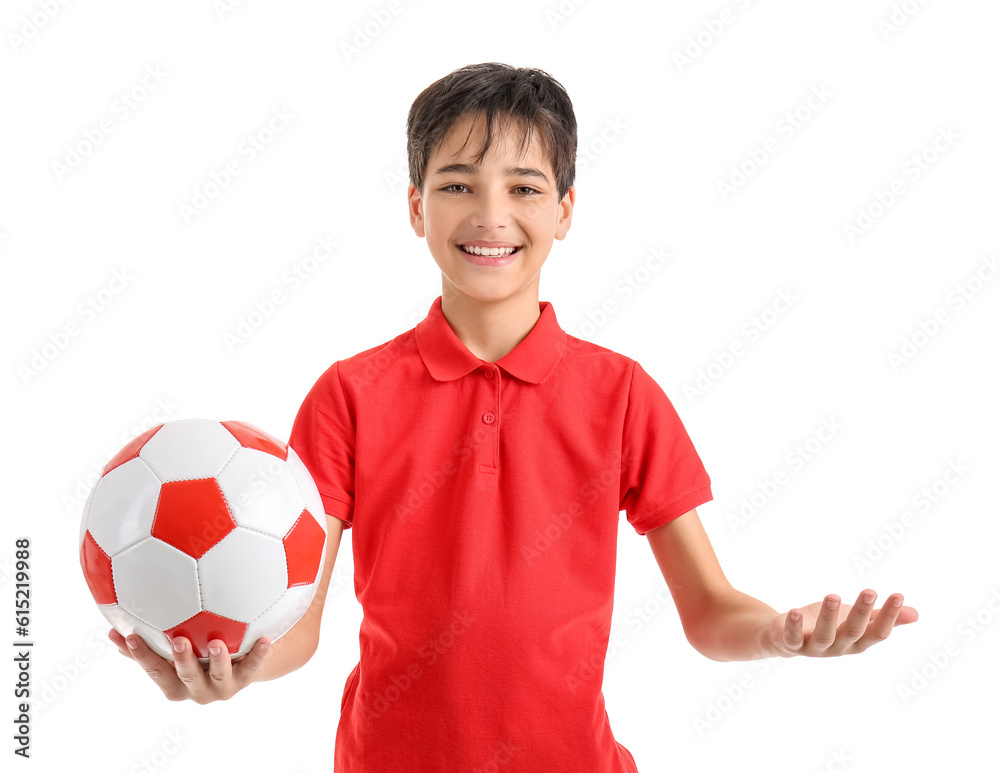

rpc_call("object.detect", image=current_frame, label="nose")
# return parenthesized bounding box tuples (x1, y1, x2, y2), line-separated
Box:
(470, 186, 509, 231)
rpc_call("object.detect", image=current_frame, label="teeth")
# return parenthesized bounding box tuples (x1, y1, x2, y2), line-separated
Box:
(460, 245, 517, 257)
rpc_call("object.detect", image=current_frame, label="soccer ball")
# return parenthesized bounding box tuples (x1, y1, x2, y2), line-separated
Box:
(79, 419, 328, 663)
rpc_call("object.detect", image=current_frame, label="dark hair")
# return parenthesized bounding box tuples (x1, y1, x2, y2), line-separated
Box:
(406, 62, 577, 201)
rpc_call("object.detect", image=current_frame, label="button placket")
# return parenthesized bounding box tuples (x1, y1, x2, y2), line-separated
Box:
(478, 364, 500, 472)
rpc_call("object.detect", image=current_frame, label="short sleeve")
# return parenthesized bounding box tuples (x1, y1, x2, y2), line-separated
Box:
(620, 360, 713, 535)
(288, 361, 356, 529)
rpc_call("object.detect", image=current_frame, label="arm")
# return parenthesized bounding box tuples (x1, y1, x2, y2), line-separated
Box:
(111, 515, 347, 701)
(646, 509, 917, 660)
(645, 507, 778, 661)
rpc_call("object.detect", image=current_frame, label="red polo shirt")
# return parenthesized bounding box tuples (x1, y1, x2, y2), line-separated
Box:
(289, 295, 712, 772)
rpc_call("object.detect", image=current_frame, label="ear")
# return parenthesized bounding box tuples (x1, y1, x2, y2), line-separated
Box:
(554, 185, 575, 241)
(407, 183, 425, 238)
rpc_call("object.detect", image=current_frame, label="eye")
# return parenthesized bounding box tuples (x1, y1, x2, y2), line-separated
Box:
(442, 184, 469, 193)
(513, 186, 540, 196)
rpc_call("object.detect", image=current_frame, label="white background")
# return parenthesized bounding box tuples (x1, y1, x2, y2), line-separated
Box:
(2, 1, 998, 771)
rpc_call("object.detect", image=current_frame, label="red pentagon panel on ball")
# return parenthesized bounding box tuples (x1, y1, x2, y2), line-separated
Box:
(102, 425, 163, 476)
(221, 421, 288, 461)
(80, 531, 117, 605)
(166, 611, 249, 659)
(283, 510, 326, 587)
(151, 479, 236, 559)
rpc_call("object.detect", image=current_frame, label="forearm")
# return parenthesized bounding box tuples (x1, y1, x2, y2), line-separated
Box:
(253, 620, 318, 682)
(689, 589, 783, 662)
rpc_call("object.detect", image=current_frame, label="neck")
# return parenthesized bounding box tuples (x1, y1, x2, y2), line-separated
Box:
(439, 285, 541, 363)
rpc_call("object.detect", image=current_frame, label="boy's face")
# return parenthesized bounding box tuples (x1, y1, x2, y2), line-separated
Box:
(408, 111, 574, 307)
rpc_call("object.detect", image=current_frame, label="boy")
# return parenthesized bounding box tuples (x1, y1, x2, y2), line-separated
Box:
(112, 63, 918, 771)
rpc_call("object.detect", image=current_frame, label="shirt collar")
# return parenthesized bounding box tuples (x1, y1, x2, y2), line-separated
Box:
(415, 295, 567, 384)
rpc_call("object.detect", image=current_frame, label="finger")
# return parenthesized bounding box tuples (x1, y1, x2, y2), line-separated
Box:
(784, 610, 804, 650)
(839, 590, 877, 648)
(232, 637, 272, 689)
(169, 637, 207, 699)
(109, 629, 135, 659)
(809, 595, 841, 651)
(205, 639, 234, 687)
(857, 593, 905, 650)
(894, 602, 919, 625)
(127, 635, 185, 697)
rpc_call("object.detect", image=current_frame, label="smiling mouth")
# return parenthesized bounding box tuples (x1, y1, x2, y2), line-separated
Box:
(458, 244, 521, 257)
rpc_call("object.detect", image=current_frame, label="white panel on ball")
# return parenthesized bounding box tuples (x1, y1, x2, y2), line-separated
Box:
(85, 458, 160, 556)
(242, 582, 321, 649)
(139, 419, 241, 482)
(100, 604, 175, 662)
(216, 447, 306, 537)
(199, 528, 287, 622)
(113, 538, 201, 629)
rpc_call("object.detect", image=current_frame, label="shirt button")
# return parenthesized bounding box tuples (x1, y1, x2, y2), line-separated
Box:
(482, 412, 495, 424)
(483, 368, 494, 379)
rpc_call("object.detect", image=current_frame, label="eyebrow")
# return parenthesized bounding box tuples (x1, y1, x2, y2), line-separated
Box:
(432, 162, 550, 183)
